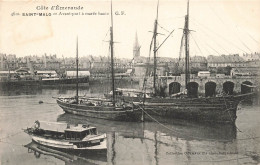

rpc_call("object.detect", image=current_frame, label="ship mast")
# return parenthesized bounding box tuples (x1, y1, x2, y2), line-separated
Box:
(184, 0, 190, 89)
(76, 37, 79, 104)
(110, 0, 115, 105)
(153, 0, 159, 95)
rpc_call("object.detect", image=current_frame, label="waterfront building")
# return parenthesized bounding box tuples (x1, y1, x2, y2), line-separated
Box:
(242, 52, 260, 61)
(6, 54, 18, 70)
(0, 54, 6, 70)
(0, 52, 259, 78)
(0, 54, 18, 70)
(166, 56, 207, 75)
(42, 54, 61, 70)
(190, 56, 207, 70)
(207, 54, 246, 68)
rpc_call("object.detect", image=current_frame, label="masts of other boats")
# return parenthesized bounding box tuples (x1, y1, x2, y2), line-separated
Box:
(76, 37, 79, 104)
(184, 0, 190, 89)
(153, 0, 159, 95)
(110, 1, 115, 105)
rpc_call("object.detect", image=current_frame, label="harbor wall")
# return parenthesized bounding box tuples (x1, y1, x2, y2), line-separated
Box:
(139, 75, 260, 96)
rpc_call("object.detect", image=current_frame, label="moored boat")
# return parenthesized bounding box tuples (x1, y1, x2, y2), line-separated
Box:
(106, 88, 253, 123)
(56, 97, 141, 121)
(0, 77, 89, 88)
(0, 68, 89, 89)
(24, 120, 107, 152)
(56, 1, 142, 122)
(136, 92, 253, 123)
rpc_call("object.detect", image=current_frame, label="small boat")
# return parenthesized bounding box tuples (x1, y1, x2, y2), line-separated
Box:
(24, 120, 107, 152)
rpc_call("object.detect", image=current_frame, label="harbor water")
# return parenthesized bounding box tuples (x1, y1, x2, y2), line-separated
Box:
(0, 83, 259, 165)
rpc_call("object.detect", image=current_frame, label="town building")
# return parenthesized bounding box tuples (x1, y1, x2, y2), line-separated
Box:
(0, 54, 18, 70)
(166, 56, 207, 75)
(242, 52, 260, 61)
(207, 54, 246, 68)
(0, 52, 259, 79)
(0, 54, 6, 70)
(134, 63, 168, 78)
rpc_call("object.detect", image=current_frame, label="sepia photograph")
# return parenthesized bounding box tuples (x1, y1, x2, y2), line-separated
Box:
(0, 0, 259, 164)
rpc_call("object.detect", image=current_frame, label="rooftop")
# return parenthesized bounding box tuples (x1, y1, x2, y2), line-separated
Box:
(207, 54, 245, 63)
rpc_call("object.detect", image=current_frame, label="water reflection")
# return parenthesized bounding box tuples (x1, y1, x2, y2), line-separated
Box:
(24, 141, 107, 165)
(0, 86, 88, 96)
(0, 86, 42, 96)
(57, 113, 237, 141)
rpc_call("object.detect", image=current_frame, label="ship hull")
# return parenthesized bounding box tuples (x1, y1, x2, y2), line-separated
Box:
(0, 77, 89, 88)
(141, 101, 237, 123)
(121, 93, 253, 123)
(56, 99, 141, 121)
(30, 134, 107, 151)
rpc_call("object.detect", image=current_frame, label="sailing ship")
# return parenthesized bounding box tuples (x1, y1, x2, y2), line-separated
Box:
(24, 120, 107, 152)
(56, 2, 141, 121)
(106, 0, 254, 124)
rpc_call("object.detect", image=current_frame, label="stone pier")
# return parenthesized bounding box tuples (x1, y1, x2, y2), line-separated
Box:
(140, 74, 259, 96)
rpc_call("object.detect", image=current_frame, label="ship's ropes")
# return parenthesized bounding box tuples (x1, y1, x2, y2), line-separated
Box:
(190, 33, 204, 56)
(221, 95, 258, 142)
(0, 122, 37, 147)
(190, 19, 228, 55)
(208, 4, 254, 53)
(245, 30, 260, 44)
(190, 18, 248, 54)
(178, 16, 186, 61)
(0, 130, 27, 147)
(157, 23, 171, 34)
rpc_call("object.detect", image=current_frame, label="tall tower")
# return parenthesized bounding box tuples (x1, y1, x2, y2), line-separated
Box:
(133, 31, 141, 58)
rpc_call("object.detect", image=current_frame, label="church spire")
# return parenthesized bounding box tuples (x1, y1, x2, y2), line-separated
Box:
(133, 31, 141, 58)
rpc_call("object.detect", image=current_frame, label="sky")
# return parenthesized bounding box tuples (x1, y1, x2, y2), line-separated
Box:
(0, 0, 260, 59)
